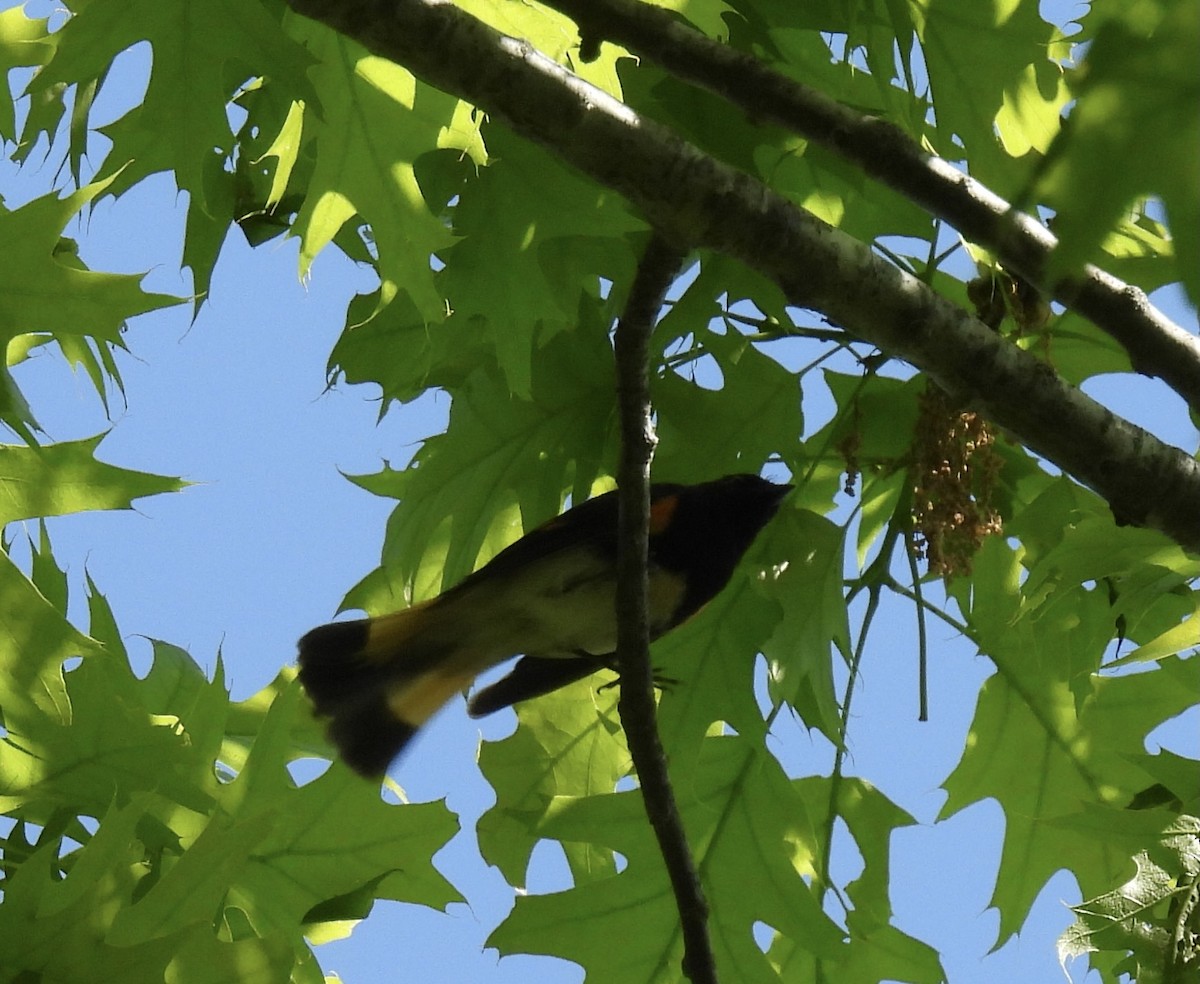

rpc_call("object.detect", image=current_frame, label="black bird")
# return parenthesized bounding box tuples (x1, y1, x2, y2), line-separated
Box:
(298, 473, 790, 776)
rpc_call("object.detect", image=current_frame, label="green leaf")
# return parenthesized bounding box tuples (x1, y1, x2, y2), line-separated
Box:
(2, 547, 458, 980)
(180, 145, 238, 308)
(0, 799, 188, 981)
(653, 252, 790, 352)
(163, 933, 295, 984)
(654, 559, 783, 756)
(237, 84, 308, 218)
(942, 536, 1200, 942)
(455, 0, 630, 96)
(28, 520, 68, 615)
(221, 667, 331, 773)
(356, 323, 616, 597)
(0, 795, 295, 983)
(1057, 816, 1200, 982)
(1128, 750, 1200, 816)
(215, 680, 462, 938)
(1109, 597, 1199, 668)
(0, 552, 93, 740)
(108, 807, 280, 947)
(2, 639, 217, 824)
(653, 328, 803, 480)
(1035, 1, 1200, 301)
(0, 6, 56, 143)
(913, 0, 1069, 183)
(32, 0, 314, 210)
(490, 736, 844, 983)
(0, 181, 181, 431)
(436, 128, 642, 397)
(329, 285, 493, 408)
(838, 777, 918, 931)
(52, 330, 129, 417)
(758, 134, 934, 242)
(1015, 516, 1199, 625)
(477, 678, 629, 888)
(141, 641, 235, 781)
(302, 870, 393, 945)
(772, 777, 946, 982)
(289, 21, 483, 323)
(810, 371, 922, 478)
(0, 434, 186, 525)
(856, 469, 905, 567)
(760, 508, 848, 742)
(770, 920, 945, 984)
(1040, 310, 1134, 385)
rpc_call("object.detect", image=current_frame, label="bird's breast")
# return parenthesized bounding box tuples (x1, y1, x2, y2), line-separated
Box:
(488, 548, 686, 659)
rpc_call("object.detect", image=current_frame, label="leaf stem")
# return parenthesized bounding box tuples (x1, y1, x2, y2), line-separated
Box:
(904, 524, 931, 722)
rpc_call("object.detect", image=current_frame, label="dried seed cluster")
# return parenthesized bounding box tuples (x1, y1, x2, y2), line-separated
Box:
(910, 386, 1003, 576)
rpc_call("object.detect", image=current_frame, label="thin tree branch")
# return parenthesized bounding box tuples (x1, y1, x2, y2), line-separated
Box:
(613, 234, 716, 984)
(283, 0, 1200, 556)
(540, 0, 1200, 414)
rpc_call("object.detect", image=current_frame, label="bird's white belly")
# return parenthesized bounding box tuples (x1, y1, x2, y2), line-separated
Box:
(457, 547, 686, 663)
(521, 572, 620, 657)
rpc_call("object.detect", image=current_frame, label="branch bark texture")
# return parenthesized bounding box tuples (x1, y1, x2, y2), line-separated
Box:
(613, 235, 715, 983)
(541, 0, 1200, 415)
(285, 0, 1200, 555)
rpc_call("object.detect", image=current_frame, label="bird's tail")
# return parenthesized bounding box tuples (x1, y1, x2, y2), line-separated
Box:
(297, 600, 480, 777)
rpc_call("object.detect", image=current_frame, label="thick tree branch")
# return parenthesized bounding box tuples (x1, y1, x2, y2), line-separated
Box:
(613, 235, 714, 983)
(284, 0, 1200, 556)
(541, 0, 1200, 414)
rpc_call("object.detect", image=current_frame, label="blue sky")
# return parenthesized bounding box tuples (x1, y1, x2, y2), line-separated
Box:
(3, 3, 1199, 982)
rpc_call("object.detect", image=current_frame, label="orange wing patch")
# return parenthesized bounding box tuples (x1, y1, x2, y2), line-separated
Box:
(649, 494, 679, 535)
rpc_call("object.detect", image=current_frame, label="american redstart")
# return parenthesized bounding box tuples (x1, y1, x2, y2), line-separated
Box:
(298, 473, 790, 776)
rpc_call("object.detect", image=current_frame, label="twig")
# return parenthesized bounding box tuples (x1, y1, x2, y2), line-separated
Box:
(541, 0, 1200, 415)
(818, 580, 883, 911)
(613, 233, 717, 984)
(881, 578, 971, 637)
(904, 525, 930, 723)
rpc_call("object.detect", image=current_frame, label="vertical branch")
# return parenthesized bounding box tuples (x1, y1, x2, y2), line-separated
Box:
(613, 234, 717, 984)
